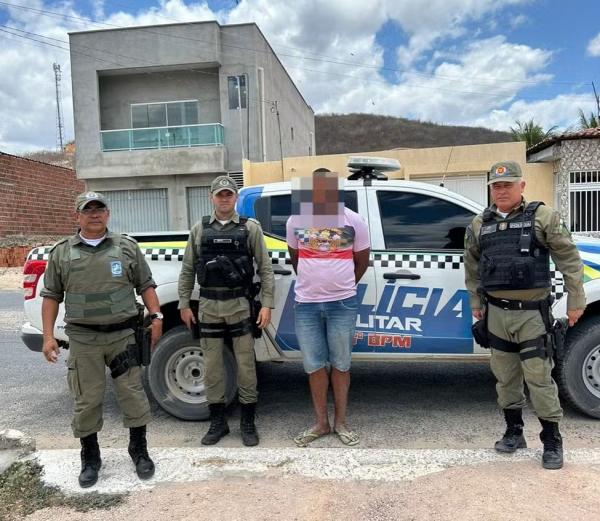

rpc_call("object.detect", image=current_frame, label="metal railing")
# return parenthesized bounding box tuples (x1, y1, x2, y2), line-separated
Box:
(569, 171, 600, 232)
(100, 123, 224, 152)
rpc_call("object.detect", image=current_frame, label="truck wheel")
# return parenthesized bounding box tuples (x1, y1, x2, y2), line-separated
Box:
(556, 316, 600, 419)
(147, 326, 237, 420)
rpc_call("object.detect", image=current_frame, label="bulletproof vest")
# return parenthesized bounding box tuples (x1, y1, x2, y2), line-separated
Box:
(478, 201, 551, 291)
(63, 236, 138, 325)
(195, 216, 255, 290)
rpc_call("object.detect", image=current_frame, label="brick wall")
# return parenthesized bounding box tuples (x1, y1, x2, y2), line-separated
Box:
(0, 152, 85, 236)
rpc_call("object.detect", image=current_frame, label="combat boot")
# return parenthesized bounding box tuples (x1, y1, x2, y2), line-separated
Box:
(79, 433, 101, 488)
(539, 419, 563, 470)
(128, 425, 155, 479)
(240, 402, 259, 446)
(494, 408, 527, 453)
(201, 403, 230, 445)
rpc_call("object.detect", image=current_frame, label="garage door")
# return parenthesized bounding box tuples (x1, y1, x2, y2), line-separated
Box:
(187, 186, 212, 228)
(103, 189, 169, 232)
(419, 175, 487, 206)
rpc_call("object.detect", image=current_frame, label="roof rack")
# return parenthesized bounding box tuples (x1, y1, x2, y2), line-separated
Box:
(346, 156, 401, 181)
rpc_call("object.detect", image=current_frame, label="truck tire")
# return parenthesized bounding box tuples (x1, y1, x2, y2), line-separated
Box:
(147, 326, 237, 420)
(556, 316, 600, 419)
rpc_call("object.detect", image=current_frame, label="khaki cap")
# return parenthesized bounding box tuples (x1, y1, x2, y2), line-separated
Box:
(210, 176, 238, 194)
(75, 191, 108, 211)
(487, 161, 523, 185)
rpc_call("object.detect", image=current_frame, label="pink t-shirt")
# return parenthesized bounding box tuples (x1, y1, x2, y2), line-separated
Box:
(286, 208, 370, 303)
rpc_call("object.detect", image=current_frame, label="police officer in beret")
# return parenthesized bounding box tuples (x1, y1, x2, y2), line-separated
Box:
(178, 176, 275, 446)
(41, 191, 163, 487)
(464, 161, 586, 469)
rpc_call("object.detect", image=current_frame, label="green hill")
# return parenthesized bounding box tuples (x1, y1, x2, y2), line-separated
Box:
(315, 113, 513, 155)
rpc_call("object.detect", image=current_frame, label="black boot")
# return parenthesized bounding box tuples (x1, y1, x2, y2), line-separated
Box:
(240, 402, 259, 447)
(201, 403, 230, 445)
(79, 433, 101, 488)
(494, 408, 527, 453)
(128, 425, 155, 479)
(539, 419, 563, 470)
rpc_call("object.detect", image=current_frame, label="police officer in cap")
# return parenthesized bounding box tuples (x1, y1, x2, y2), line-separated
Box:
(464, 161, 586, 469)
(178, 176, 275, 446)
(41, 191, 163, 487)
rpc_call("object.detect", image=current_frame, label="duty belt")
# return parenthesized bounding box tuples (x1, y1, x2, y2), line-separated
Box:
(70, 316, 138, 332)
(199, 287, 247, 300)
(486, 294, 553, 311)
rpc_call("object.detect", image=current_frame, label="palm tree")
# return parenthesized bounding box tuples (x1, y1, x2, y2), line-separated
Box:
(510, 119, 557, 148)
(578, 108, 599, 129)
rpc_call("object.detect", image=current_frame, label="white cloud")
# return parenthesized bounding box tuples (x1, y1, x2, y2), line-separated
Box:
(587, 32, 600, 57)
(0, 0, 592, 154)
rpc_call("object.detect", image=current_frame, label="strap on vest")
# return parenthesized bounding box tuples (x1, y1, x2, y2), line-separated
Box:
(70, 317, 138, 332)
(199, 287, 247, 300)
(196, 319, 253, 339)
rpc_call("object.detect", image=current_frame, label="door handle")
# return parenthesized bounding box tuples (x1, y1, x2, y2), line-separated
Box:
(383, 271, 421, 280)
(273, 267, 292, 275)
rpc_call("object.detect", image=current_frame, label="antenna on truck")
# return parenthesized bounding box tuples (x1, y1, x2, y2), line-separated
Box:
(346, 156, 401, 181)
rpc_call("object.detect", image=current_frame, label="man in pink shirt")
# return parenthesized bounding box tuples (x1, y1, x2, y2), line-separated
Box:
(286, 169, 370, 447)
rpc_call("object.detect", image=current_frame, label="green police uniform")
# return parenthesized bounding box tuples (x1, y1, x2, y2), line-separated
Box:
(41, 232, 155, 438)
(178, 211, 275, 404)
(465, 200, 585, 421)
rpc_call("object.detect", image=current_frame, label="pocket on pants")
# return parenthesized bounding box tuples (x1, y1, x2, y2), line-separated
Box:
(339, 296, 358, 310)
(66, 358, 82, 397)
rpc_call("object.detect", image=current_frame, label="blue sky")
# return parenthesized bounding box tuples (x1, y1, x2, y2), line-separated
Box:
(0, 0, 598, 153)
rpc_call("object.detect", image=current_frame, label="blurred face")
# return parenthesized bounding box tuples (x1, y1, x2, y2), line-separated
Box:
(312, 173, 340, 215)
(490, 180, 525, 213)
(210, 189, 238, 217)
(77, 202, 109, 238)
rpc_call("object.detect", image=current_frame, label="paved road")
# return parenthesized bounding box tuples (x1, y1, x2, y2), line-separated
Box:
(1, 290, 598, 451)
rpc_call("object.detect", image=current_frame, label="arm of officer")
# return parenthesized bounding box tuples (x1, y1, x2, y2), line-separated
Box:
(464, 219, 483, 320)
(249, 220, 275, 328)
(39, 247, 64, 363)
(540, 208, 586, 326)
(130, 244, 162, 347)
(178, 223, 200, 329)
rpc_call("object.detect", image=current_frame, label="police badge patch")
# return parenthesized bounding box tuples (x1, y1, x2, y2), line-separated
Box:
(110, 260, 123, 277)
(499, 222, 508, 231)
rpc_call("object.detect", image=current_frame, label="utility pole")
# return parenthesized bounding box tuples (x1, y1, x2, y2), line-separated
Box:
(593, 81, 600, 121)
(53, 63, 64, 151)
(272, 100, 283, 177)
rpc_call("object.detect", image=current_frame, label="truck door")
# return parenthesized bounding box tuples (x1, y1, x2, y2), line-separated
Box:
(364, 184, 479, 356)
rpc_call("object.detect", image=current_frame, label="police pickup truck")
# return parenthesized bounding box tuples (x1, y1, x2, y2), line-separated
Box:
(21, 158, 600, 421)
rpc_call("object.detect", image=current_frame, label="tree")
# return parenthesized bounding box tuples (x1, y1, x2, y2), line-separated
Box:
(510, 119, 557, 148)
(578, 108, 599, 129)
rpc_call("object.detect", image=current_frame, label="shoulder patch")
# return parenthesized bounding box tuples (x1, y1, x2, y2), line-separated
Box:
(120, 233, 138, 244)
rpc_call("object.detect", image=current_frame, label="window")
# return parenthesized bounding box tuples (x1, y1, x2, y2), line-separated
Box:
(131, 101, 199, 128)
(254, 191, 359, 238)
(569, 170, 600, 232)
(228, 75, 247, 109)
(377, 191, 476, 250)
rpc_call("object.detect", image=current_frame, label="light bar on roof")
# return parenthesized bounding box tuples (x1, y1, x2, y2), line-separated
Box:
(347, 156, 401, 172)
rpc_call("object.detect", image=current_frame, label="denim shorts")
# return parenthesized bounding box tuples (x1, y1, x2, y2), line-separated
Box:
(294, 296, 358, 373)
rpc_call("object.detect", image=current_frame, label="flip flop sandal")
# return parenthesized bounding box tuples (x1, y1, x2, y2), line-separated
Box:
(293, 428, 329, 448)
(334, 427, 360, 446)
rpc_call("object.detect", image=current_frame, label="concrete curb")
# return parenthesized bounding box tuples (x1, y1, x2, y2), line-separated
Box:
(0, 429, 36, 474)
(31, 447, 600, 495)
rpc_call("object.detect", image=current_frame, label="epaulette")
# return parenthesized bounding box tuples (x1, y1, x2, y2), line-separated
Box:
(49, 237, 70, 252)
(120, 233, 138, 244)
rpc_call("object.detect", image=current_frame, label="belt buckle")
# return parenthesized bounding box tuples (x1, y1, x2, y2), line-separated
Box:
(499, 299, 511, 310)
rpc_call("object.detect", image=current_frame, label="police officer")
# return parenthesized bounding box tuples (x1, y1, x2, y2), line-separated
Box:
(178, 176, 275, 446)
(464, 161, 586, 470)
(41, 191, 163, 487)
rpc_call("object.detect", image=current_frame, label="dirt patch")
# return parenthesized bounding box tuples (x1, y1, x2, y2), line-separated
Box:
(22, 460, 600, 521)
(0, 461, 123, 521)
(0, 268, 23, 291)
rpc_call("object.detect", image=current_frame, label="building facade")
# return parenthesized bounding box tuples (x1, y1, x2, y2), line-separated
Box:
(69, 21, 315, 231)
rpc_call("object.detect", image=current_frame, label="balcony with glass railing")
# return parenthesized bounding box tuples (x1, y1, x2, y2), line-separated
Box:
(100, 123, 224, 152)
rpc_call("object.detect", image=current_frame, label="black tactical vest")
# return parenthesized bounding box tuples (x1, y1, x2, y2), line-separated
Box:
(195, 216, 255, 290)
(478, 202, 551, 291)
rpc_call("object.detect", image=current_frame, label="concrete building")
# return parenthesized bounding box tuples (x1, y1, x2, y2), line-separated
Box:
(69, 21, 315, 231)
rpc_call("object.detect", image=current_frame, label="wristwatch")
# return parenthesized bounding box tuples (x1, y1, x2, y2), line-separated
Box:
(150, 312, 164, 321)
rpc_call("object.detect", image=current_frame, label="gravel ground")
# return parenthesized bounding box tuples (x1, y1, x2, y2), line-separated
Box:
(0, 268, 22, 290)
